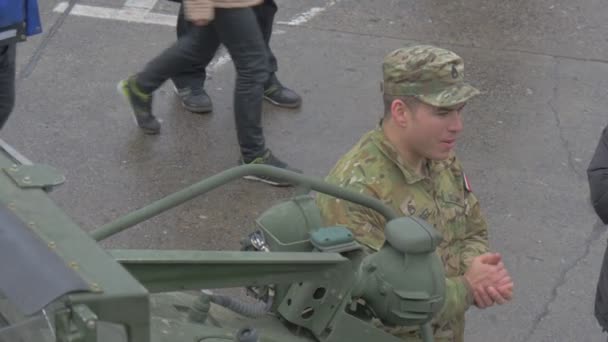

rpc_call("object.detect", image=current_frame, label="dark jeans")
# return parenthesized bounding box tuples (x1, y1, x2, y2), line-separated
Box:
(171, 0, 279, 90)
(0, 43, 16, 130)
(136, 7, 270, 160)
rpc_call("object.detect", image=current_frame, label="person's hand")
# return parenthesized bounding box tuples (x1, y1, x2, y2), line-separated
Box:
(464, 253, 514, 308)
(473, 258, 514, 308)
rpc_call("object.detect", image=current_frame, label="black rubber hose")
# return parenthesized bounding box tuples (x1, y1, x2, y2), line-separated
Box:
(208, 294, 273, 318)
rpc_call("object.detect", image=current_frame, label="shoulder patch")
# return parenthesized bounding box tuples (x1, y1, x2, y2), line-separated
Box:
(463, 172, 472, 192)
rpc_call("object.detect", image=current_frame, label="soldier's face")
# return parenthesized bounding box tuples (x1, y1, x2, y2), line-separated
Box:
(404, 101, 465, 160)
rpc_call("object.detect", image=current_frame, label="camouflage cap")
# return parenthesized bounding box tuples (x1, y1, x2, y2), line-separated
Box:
(382, 45, 480, 107)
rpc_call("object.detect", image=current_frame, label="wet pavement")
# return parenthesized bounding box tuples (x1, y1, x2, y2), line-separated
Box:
(6, 0, 608, 340)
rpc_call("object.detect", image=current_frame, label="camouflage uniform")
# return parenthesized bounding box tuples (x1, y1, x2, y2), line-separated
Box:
(316, 45, 487, 342)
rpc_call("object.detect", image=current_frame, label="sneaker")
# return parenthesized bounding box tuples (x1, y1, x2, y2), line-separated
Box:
(117, 77, 161, 135)
(263, 79, 302, 109)
(174, 86, 213, 114)
(240, 150, 302, 187)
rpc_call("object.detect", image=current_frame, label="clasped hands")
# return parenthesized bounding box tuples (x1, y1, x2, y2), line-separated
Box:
(464, 253, 514, 309)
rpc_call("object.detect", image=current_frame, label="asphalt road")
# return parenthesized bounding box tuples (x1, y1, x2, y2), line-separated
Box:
(6, 0, 608, 340)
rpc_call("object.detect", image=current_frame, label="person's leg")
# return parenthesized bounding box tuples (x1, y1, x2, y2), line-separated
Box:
(170, 3, 212, 113)
(254, 0, 302, 108)
(118, 25, 220, 134)
(0, 43, 16, 130)
(214, 8, 298, 185)
(254, 0, 278, 76)
(213, 8, 268, 160)
(595, 241, 608, 334)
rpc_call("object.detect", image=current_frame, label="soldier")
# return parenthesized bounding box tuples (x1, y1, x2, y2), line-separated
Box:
(316, 45, 514, 341)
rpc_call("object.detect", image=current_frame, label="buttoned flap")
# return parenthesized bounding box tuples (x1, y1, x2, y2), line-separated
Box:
(436, 170, 468, 222)
(440, 194, 466, 219)
(437, 191, 467, 243)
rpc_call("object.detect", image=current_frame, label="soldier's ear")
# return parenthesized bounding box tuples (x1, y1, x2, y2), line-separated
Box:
(390, 98, 408, 127)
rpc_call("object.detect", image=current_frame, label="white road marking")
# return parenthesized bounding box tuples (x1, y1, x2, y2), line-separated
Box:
(124, 0, 158, 11)
(53, 2, 176, 26)
(54, 0, 338, 27)
(276, 0, 338, 26)
(54, 2, 69, 13)
(53, 0, 337, 71)
(209, 54, 232, 71)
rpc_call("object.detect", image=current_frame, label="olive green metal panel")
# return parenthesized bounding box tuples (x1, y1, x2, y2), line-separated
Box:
(320, 311, 403, 342)
(3, 164, 65, 189)
(0, 152, 146, 298)
(0, 147, 150, 342)
(110, 250, 348, 292)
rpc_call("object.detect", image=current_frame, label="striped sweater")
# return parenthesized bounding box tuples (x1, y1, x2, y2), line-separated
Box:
(184, 0, 263, 21)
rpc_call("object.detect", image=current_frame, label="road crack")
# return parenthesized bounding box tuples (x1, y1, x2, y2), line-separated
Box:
(18, 0, 80, 80)
(524, 221, 607, 341)
(547, 59, 585, 180)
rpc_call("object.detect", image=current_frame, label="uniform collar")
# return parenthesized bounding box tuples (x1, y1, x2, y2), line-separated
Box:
(369, 124, 455, 184)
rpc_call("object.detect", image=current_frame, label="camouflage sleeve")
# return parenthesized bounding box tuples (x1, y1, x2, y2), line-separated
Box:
(316, 183, 387, 251)
(459, 191, 490, 271)
(436, 276, 474, 322)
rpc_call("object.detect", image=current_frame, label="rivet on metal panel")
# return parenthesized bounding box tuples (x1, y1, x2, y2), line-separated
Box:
(48, 241, 56, 249)
(69, 262, 79, 270)
(86, 320, 96, 330)
(22, 176, 31, 183)
(90, 283, 101, 292)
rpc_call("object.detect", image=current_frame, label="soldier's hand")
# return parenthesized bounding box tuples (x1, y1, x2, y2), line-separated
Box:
(485, 283, 514, 305)
(485, 260, 514, 304)
(464, 253, 514, 308)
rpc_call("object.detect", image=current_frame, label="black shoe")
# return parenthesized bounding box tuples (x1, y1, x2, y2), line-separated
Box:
(174, 86, 213, 114)
(264, 81, 302, 109)
(240, 150, 301, 187)
(117, 77, 161, 135)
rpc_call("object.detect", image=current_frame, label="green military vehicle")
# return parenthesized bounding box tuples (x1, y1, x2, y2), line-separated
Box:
(0, 139, 445, 342)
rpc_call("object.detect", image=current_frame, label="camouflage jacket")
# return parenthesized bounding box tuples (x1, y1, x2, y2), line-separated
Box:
(316, 127, 489, 341)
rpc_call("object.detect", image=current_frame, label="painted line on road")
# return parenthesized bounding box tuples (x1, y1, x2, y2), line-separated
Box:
(52, 0, 337, 71)
(276, 0, 339, 26)
(124, 0, 158, 11)
(53, 2, 176, 26)
(209, 53, 231, 72)
(54, 2, 69, 13)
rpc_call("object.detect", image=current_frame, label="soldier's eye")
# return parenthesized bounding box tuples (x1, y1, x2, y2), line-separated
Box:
(437, 109, 451, 116)
(437, 103, 466, 116)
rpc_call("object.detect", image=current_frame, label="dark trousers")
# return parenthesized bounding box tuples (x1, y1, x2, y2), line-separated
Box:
(596, 239, 608, 333)
(171, 0, 279, 90)
(0, 43, 16, 130)
(136, 7, 270, 160)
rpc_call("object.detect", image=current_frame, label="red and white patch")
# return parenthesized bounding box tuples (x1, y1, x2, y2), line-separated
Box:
(463, 172, 472, 192)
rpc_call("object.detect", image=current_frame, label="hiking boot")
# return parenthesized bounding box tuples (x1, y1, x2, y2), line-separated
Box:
(117, 77, 160, 135)
(174, 86, 213, 114)
(264, 79, 302, 109)
(240, 150, 301, 187)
